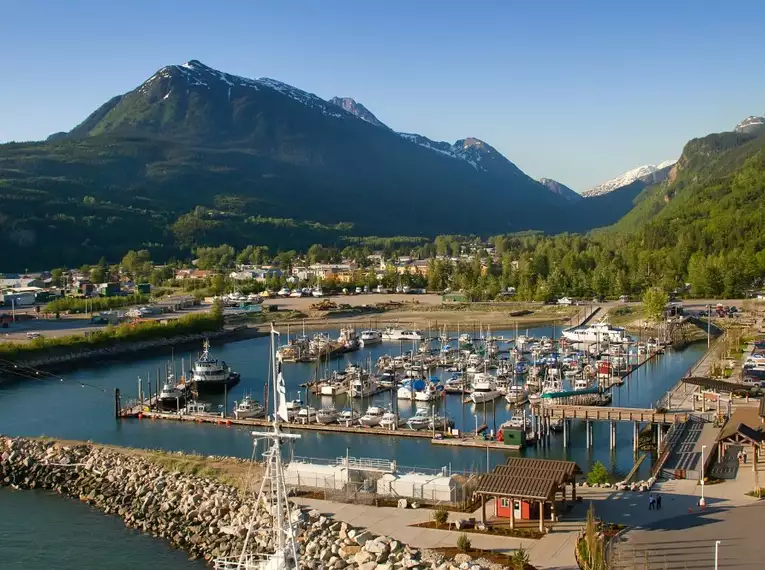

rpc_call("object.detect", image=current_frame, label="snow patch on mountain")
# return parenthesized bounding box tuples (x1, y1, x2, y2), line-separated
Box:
(735, 115, 765, 133)
(329, 97, 389, 129)
(538, 178, 582, 201)
(582, 160, 677, 197)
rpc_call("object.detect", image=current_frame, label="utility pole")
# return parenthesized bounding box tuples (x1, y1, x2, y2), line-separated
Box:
(707, 304, 711, 348)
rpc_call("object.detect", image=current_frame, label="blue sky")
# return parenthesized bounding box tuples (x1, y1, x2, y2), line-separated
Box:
(1, 0, 764, 191)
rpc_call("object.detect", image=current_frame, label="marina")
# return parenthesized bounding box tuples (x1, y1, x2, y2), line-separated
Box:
(0, 320, 708, 481)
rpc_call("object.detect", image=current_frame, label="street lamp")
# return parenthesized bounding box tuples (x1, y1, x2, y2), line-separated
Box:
(700, 444, 707, 507)
(715, 540, 721, 570)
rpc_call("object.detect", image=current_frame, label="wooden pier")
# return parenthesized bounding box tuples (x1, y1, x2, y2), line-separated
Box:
(542, 404, 688, 424)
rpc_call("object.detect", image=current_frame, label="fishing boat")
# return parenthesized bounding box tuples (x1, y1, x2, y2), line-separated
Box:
(351, 374, 378, 398)
(316, 406, 339, 424)
(470, 376, 502, 404)
(504, 384, 528, 405)
(359, 405, 385, 427)
(285, 399, 302, 421)
(379, 409, 400, 430)
(338, 327, 360, 352)
(158, 376, 186, 410)
(191, 340, 241, 394)
(233, 395, 266, 419)
(319, 378, 348, 397)
(382, 328, 423, 341)
(573, 377, 590, 391)
(360, 329, 383, 347)
(406, 408, 431, 430)
(444, 374, 466, 394)
(185, 400, 213, 415)
(505, 414, 529, 430)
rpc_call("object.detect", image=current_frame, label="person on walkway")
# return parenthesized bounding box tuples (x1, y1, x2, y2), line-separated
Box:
(738, 451, 743, 464)
(656, 494, 662, 510)
(743, 450, 748, 464)
(648, 495, 654, 510)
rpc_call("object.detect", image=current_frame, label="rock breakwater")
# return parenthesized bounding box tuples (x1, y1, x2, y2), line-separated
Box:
(0, 437, 504, 570)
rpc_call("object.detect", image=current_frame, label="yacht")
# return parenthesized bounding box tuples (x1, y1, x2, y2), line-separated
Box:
(382, 328, 423, 342)
(444, 374, 466, 394)
(504, 384, 528, 405)
(562, 322, 630, 344)
(285, 399, 302, 421)
(379, 409, 400, 430)
(406, 408, 431, 430)
(337, 408, 360, 426)
(470, 377, 502, 404)
(429, 415, 454, 432)
(504, 414, 529, 430)
(415, 381, 443, 402)
(191, 340, 241, 394)
(351, 374, 378, 398)
(316, 406, 339, 424)
(233, 395, 266, 419)
(158, 377, 186, 410)
(359, 406, 385, 427)
(397, 378, 424, 400)
(360, 329, 383, 347)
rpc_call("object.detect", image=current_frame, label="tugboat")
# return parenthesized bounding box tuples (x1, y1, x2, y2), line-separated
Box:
(158, 373, 186, 410)
(191, 339, 240, 394)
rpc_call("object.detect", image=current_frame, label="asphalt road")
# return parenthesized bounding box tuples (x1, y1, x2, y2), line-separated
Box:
(612, 502, 764, 569)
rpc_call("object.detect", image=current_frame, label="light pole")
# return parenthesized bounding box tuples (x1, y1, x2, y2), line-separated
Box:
(714, 540, 721, 570)
(707, 304, 711, 348)
(700, 444, 707, 507)
(474, 414, 479, 437)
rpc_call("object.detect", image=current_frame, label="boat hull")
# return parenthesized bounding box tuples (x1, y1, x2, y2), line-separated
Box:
(194, 374, 241, 394)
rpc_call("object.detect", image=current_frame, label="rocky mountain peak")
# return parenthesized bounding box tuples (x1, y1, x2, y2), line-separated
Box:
(328, 97, 388, 129)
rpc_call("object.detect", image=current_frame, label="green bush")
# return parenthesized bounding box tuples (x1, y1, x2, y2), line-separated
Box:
(587, 461, 611, 485)
(456, 533, 471, 553)
(45, 294, 149, 313)
(432, 507, 449, 527)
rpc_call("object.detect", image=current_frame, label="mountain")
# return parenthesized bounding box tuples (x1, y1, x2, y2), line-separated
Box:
(735, 115, 765, 134)
(328, 97, 388, 129)
(582, 160, 677, 197)
(538, 178, 581, 202)
(0, 59, 574, 269)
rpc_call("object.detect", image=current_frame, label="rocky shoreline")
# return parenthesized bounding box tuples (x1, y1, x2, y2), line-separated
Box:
(0, 437, 505, 570)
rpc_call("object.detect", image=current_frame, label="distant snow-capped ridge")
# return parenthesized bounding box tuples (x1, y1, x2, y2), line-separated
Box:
(735, 115, 765, 133)
(582, 160, 677, 197)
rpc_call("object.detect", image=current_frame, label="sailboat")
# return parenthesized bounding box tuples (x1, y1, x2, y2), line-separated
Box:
(213, 326, 301, 570)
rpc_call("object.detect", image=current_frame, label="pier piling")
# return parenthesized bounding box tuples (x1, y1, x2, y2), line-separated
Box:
(585, 420, 593, 448)
(609, 420, 616, 449)
(633, 421, 640, 452)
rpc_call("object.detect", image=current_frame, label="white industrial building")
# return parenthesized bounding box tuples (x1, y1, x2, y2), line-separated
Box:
(376, 472, 463, 503)
(284, 460, 349, 490)
(1, 290, 36, 306)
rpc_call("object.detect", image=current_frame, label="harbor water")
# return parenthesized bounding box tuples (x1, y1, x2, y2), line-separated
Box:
(0, 326, 705, 476)
(0, 325, 705, 567)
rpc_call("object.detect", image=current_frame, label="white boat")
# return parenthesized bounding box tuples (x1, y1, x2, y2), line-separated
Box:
(379, 410, 400, 430)
(406, 408, 431, 430)
(397, 383, 415, 400)
(504, 385, 528, 405)
(470, 377, 502, 404)
(297, 406, 317, 423)
(158, 377, 185, 410)
(234, 395, 266, 419)
(337, 408, 360, 426)
(360, 329, 383, 346)
(285, 399, 302, 421)
(191, 340, 241, 394)
(429, 415, 454, 431)
(311, 287, 324, 297)
(351, 375, 378, 398)
(573, 377, 590, 391)
(185, 400, 213, 415)
(277, 287, 291, 296)
(289, 289, 304, 298)
(316, 406, 339, 424)
(359, 406, 385, 427)
(505, 414, 529, 430)
(562, 322, 630, 344)
(382, 328, 423, 342)
(415, 381, 443, 402)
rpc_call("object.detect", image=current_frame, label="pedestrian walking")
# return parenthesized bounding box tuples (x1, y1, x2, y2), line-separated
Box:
(656, 495, 662, 510)
(738, 451, 743, 464)
(648, 495, 654, 510)
(744, 450, 748, 464)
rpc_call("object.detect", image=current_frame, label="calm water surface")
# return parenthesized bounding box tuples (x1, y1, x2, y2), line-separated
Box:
(0, 326, 705, 566)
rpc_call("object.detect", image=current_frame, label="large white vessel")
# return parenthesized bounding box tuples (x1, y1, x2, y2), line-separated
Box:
(382, 328, 423, 342)
(359, 405, 385, 427)
(470, 376, 502, 404)
(191, 340, 241, 394)
(233, 395, 266, 419)
(360, 329, 383, 346)
(562, 322, 630, 344)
